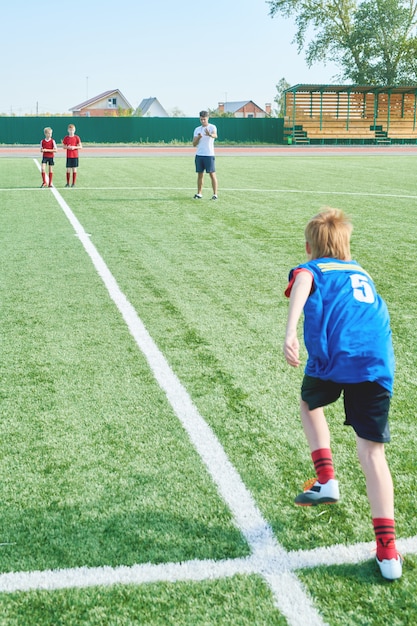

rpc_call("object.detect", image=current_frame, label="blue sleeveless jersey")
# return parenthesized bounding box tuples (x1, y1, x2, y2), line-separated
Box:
(287, 258, 394, 393)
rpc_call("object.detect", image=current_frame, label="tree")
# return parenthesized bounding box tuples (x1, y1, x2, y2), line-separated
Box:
(350, 0, 417, 83)
(208, 108, 234, 117)
(117, 106, 134, 117)
(274, 77, 291, 116)
(267, 0, 417, 84)
(171, 107, 186, 117)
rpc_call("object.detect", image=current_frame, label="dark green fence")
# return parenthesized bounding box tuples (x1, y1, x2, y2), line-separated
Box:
(0, 116, 284, 145)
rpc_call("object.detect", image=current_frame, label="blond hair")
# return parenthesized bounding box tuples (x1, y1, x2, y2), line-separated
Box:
(68, 124, 76, 130)
(305, 208, 352, 260)
(44, 127, 52, 134)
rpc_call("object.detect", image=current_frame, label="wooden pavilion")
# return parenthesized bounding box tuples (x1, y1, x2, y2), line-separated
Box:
(283, 85, 417, 144)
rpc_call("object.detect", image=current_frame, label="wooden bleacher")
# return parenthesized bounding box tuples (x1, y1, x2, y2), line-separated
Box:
(283, 85, 417, 145)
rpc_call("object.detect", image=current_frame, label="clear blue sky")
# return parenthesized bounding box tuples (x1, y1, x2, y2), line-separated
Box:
(2, 0, 339, 116)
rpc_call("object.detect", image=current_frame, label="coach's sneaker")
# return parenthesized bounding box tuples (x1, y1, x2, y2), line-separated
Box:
(295, 478, 340, 506)
(377, 554, 403, 580)
(211, 194, 218, 200)
(193, 193, 202, 199)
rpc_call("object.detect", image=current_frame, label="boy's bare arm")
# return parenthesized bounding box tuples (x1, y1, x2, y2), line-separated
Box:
(283, 271, 313, 367)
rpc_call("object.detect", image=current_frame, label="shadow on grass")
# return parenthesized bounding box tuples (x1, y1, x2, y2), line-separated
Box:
(0, 503, 250, 574)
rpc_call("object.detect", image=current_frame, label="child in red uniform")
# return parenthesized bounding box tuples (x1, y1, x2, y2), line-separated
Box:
(62, 124, 82, 187)
(40, 127, 57, 187)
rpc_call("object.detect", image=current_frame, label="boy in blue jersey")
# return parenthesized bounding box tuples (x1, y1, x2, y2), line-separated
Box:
(284, 208, 402, 580)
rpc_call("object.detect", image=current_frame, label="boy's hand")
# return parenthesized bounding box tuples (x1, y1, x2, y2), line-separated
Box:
(283, 332, 301, 367)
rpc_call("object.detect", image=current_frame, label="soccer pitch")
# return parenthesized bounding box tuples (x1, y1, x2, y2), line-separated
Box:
(1, 153, 416, 625)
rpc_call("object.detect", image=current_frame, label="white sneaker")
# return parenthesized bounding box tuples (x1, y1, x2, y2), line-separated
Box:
(294, 478, 340, 506)
(377, 554, 403, 580)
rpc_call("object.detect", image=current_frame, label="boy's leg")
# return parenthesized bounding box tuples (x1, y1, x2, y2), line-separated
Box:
(209, 172, 218, 196)
(66, 168, 71, 185)
(356, 436, 401, 579)
(197, 172, 204, 195)
(194, 156, 203, 198)
(294, 400, 339, 505)
(356, 436, 394, 518)
(300, 400, 331, 451)
(41, 163, 47, 186)
(72, 168, 77, 186)
(48, 166, 53, 186)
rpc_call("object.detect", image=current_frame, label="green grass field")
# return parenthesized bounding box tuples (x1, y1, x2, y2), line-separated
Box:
(0, 152, 416, 625)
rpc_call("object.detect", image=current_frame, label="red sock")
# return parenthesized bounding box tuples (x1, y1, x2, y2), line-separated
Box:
(49, 172, 53, 185)
(66, 172, 70, 184)
(42, 172, 46, 184)
(311, 448, 335, 484)
(72, 173, 77, 185)
(373, 518, 397, 561)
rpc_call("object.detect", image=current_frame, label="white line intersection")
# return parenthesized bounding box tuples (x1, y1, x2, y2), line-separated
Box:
(3, 165, 415, 626)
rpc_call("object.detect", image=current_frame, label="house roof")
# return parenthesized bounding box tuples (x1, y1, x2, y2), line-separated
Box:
(137, 97, 168, 115)
(220, 100, 265, 113)
(70, 89, 132, 111)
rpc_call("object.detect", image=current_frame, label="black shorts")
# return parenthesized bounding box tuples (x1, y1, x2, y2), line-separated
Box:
(195, 155, 215, 173)
(301, 375, 391, 443)
(42, 157, 54, 166)
(66, 157, 79, 168)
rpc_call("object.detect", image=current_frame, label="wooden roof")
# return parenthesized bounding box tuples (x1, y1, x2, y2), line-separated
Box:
(285, 84, 417, 95)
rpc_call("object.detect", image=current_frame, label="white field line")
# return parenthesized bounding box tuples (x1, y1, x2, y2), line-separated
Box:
(2, 535, 417, 594)
(35, 168, 330, 626)
(3, 184, 417, 201)
(5, 162, 413, 624)
(30, 160, 325, 625)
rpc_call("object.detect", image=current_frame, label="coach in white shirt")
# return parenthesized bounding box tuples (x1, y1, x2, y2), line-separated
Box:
(192, 110, 218, 200)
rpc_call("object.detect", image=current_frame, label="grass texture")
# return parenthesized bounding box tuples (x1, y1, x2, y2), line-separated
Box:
(0, 153, 416, 624)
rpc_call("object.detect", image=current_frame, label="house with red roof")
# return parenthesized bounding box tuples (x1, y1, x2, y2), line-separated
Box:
(216, 100, 271, 118)
(70, 89, 133, 117)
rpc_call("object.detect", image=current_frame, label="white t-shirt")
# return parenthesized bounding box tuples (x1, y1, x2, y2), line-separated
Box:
(193, 124, 217, 156)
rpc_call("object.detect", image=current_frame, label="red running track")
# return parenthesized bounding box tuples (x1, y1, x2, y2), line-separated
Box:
(1, 145, 417, 157)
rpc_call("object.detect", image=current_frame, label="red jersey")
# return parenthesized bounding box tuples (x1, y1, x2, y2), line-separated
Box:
(41, 138, 57, 158)
(63, 135, 81, 158)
